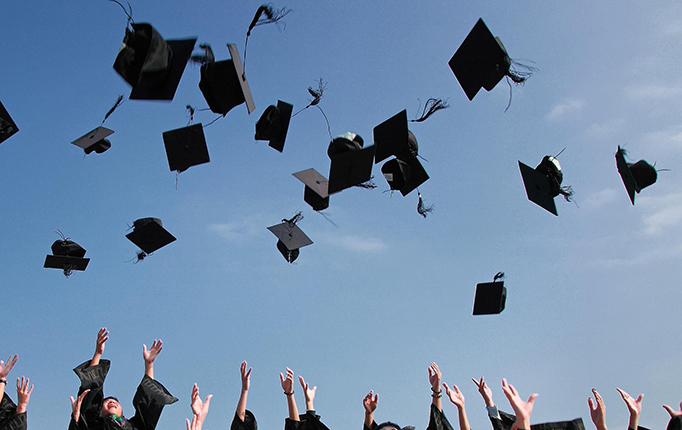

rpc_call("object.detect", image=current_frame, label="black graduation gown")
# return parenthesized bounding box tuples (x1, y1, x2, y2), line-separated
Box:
(364, 404, 452, 430)
(490, 410, 585, 430)
(69, 359, 178, 430)
(232, 410, 257, 430)
(286, 410, 330, 430)
(0, 393, 26, 430)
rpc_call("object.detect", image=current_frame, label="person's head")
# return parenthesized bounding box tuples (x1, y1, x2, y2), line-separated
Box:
(377, 422, 406, 430)
(101, 396, 123, 417)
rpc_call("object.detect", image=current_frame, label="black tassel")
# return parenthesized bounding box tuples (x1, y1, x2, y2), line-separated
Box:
(283, 211, 303, 227)
(103, 95, 124, 124)
(558, 185, 574, 202)
(108, 0, 134, 24)
(190, 44, 215, 66)
(63, 264, 76, 278)
(135, 250, 147, 263)
(493, 272, 505, 282)
(247, 4, 291, 36)
(417, 192, 434, 218)
(186, 105, 196, 125)
(412, 98, 449, 123)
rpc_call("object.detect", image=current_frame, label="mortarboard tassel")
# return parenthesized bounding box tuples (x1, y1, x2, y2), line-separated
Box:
(292, 79, 332, 140)
(102, 95, 125, 124)
(190, 44, 215, 66)
(493, 271, 505, 282)
(411, 98, 450, 123)
(108, 0, 134, 25)
(417, 191, 434, 218)
(504, 60, 537, 112)
(243, 4, 291, 75)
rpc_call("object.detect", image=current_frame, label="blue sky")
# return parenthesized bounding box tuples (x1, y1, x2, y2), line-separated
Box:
(2, 1, 682, 430)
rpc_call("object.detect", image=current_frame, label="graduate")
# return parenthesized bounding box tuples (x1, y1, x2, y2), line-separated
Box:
(362, 362, 459, 430)
(0, 355, 33, 430)
(280, 367, 329, 430)
(69, 328, 178, 430)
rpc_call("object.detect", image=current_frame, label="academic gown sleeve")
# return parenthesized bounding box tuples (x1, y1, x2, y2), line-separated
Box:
(364, 420, 377, 430)
(667, 416, 682, 430)
(72, 359, 111, 430)
(126, 375, 178, 430)
(427, 404, 455, 430)
(285, 411, 330, 430)
(232, 410, 257, 430)
(0, 393, 26, 430)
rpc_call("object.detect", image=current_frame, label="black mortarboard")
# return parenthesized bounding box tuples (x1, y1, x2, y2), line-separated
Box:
(113, 23, 196, 101)
(449, 18, 513, 101)
(373, 110, 417, 163)
(199, 44, 256, 115)
(616, 146, 657, 205)
(44, 238, 90, 277)
(381, 157, 429, 197)
(519, 155, 573, 216)
(255, 100, 293, 152)
(0, 101, 19, 145)
(163, 123, 210, 173)
(473, 280, 506, 315)
(268, 216, 313, 263)
(327, 133, 375, 195)
(126, 218, 176, 254)
(293, 168, 330, 211)
(71, 127, 114, 155)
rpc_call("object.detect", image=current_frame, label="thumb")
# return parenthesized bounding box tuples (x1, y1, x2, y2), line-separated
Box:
(663, 405, 674, 416)
(528, 393, 539, 404)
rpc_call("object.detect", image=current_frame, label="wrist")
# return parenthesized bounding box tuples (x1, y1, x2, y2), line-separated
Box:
(0, 379, 7, 385)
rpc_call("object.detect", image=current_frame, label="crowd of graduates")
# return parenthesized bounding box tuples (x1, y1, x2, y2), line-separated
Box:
(2, 330, 682, 430)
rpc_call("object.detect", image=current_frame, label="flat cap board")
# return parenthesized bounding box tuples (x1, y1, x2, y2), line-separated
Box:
(293, 168, 329, 198)
(126, 220, 177, 254)
(268, 100, 293, 152)
(268, 222, 313, 250)
(473, 281, 506, 315)
(449, 18, 508, 101)
(226, 43, 256, 114)
(373, 110, 409, 163)
(71, 127, 114, 149)
(398, 157, 429, 197)
(130, 38, 197, 100)
(0, 101, 19, 145)
(519, 161, 557, 216)
(616, 147, 637, 205)
(44, 255, 90, 271)
(163, 123, 210, 173)
(328, 145, 376, 195)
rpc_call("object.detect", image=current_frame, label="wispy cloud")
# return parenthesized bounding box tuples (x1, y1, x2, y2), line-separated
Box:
(330, 235, 388, 253)
(625, 83, 682, 100)
(640, 192, 682, 235)
(208, 216, 263, 243)
(584, 118, 626, 139)
(581, 187, 619, 210)
(545, 99, 586, 120)
(638, 124, 682, 151)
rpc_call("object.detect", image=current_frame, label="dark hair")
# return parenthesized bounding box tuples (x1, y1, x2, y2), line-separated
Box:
(376, 422, 401, 430)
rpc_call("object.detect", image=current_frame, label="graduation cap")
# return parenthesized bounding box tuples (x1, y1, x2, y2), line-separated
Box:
(197, 44, 256, 115)
(255, 100, 293, 152)
(71, 127, 114, 154)
(44, 233, 90, 277)
(113, 22, 196, 101)
(519, 154, 573, 216)
(0, 101, 19, 145)
(327, 132, 375, 194)
(473, 272, 506, 315)
(267, 212, 313, 263)
(449, 18, 531, 101)
(616, 146, 658, 205)
(293, 169, 330, 211)
(162, 123, 210, 173)
(126, 218, 176, 260)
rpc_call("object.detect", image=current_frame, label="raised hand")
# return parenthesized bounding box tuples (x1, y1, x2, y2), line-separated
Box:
(363, 390, 378, 414)
(443, 383, 465, 409)
(190, 383, 212, 423)
(472, 377, 494, 407)
(588, 389, 607, 430)
(95, 328, 108, 355)
(143, 340, 163, 364)
(15, 376, 33, 414)
(70, 389, 91, 422)
(280, 368, 295, 394)
(662, 401, 682, 418)
(502, 379, 537, 430)
(241, 361, 252, 392)
(428, 362, 442, 391)
(299, 376, 317, 410)
(617, 389, 643, 415)
(0, 355, 17, 379)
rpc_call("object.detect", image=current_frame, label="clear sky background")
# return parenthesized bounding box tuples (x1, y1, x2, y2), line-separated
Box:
(2, 1, 682, 430)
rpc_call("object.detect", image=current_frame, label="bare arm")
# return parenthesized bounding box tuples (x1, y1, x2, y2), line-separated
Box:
(143, 339, 163, 380)
(588, 389, 607, 430)
(189, 384, 212, 430)
(501, 379, 537, 430)
(90, 328, 108, 367)
(444, 383, 471, 430)
(363, 391, 378, 428)
(280, 368, 299, 421)
(617, 389, 643, 430)
(236, 361, 251, 422)
(429, 363, 443, 412)
(299, 376, 317, 411)
(0, 355, 17, 401)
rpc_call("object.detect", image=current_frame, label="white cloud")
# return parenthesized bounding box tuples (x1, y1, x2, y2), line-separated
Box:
(208, 217, 263, 243)
(640, 192, 682, 235)
(331, 235, 388, 253)
(545, 99, 586, 120)
(584, 118, 626, 139)
(581, 187, 619, 210)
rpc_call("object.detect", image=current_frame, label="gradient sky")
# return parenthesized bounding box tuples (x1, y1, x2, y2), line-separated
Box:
(2, 1, 682, 430)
